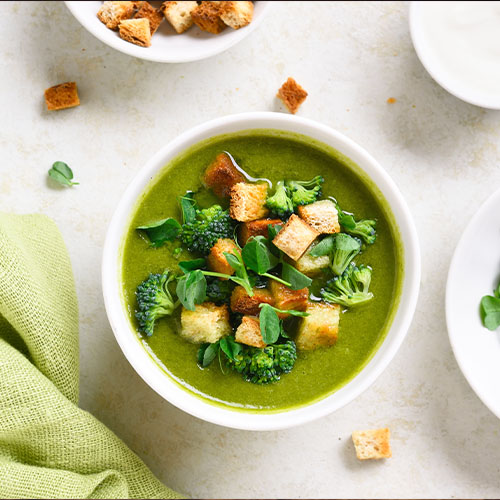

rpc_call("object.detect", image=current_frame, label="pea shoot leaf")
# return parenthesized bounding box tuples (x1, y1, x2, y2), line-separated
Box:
(137, 218, 181, 248)
(176, 270, 207, 311)
(309, 235, 335, 257)
(178, 258, 205, 274)
(281, 262, 312, 290)
(242, 236, 279, 274)
(480, 294, 500, 331)
(179, 192, 197, 224)
(259, 304, 281, 344)
(48, 161, 79, 187)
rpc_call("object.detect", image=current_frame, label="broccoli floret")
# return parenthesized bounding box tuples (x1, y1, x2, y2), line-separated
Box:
(330, 233, 361, 275)
(227, 340, 297, 384)
(285, 175, 324, 208)
(179, 204, 236, 255)
(265, 181, 293, 218)
(321, 264, 374, 308)
(337, 205, 377, 245)
(205, 276, 234, 305)
(135, 270, 178, 336)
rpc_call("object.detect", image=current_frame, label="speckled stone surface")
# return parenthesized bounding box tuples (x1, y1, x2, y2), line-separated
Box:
(2, 1, 500, 498)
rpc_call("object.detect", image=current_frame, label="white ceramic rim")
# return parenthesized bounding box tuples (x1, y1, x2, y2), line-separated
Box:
(446, 187, 500, 419)
(409, 1, 500, 110)
(64, 1, 272, 63)
(102, 112, 421, 431)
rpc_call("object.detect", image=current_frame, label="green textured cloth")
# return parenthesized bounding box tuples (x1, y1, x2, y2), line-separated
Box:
(0, 213, 181, 499)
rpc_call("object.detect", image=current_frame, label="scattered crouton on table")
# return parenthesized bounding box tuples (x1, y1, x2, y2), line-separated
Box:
(293, 241, 330, 277)
(230, 182, 269, 222)
(97, 1, 136, 30)
(269, 281, 308, 318)
(295, 301, 340, 350)
(298, 199, 340, 234)
(235, 316, 266, 348)
(192, 1, 226, 34)
(119, 18, 152, 46)
(277, 77, 308, 114)
(207, 238, 239, 277)
(203, 152, 246, 198)
(231, 286, 274, 316)
(135, 1, 163, 35)
(44, 82, 80, 111)
(220, 1, 253, 29)
(180, 302, 231, 344)
(352, 428, 392, 460)
(272, 214, 319, 261)
(161, 1, 198, 34)
(239, 218, 283, 246)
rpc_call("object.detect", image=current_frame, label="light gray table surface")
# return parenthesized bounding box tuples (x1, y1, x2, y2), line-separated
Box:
(2, 1, 500, 498)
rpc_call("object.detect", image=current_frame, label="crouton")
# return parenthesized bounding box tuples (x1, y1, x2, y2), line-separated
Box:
(207, 238, 239, 277)
(239, 218, 283, 246)
(295, 301, 340, 350)
(180, 302, 231, 344)
(230, 182, 269, 222)
(161, 1, 198, 34)
(119, 18, 152, 46)
(220, 1, 253, 29)
(293, 241, 330, 277)
(203, 153, 246, 198)
(135, 1, 163, 34)
(277, 77, 308, 114)
(298, 200, 340, 234)
(235, 316, 266, 348)
(44, 82, 80, 111)
(230, 286, 274, 315)
(272, 214, 318, 261)
(352, 428, 392, 460)
(269, 281, 308, 318)
(97, 1, 136, 30)
(192, 1, 226, 34)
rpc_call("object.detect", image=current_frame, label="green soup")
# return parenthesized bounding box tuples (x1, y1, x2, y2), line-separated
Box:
(120, 130, 404, 412)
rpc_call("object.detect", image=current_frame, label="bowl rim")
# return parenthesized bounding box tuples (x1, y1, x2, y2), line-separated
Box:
(409, 1, 500, 110)
(64, 1, 272, 63)
(102, 111, 421, 431)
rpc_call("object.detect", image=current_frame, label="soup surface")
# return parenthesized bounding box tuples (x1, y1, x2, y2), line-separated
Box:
(121, 130, 403, 412)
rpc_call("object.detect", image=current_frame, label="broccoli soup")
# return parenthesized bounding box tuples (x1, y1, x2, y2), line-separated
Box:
(121, 130, 403, 412)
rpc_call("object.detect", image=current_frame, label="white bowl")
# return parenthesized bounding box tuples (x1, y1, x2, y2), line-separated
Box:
(65, 1, 271, 63)
(446, 187, 500, 419)
(410, 1, 500, 109)
(102, 112, 421, 431)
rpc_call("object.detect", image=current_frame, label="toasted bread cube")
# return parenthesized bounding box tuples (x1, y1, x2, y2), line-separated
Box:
(230, 286, 274, 315)
(296, 301, 340, 350)
(135, 1, 163, 34)
(352, 428, 392, 460)
(180, 302, 231, 344)
(192, 1, 226, 34)
(277, 77, 308, 114)
(235, 316, 266, 348)
(44, 82, 80, 111)
(207, 238, 239, 277)
(119, 18, 152, 46)
(203, 153, 246, 198)
(230, 182, 269, 222)
(298, 200, 340, 234)
(294, 242, 330, 277)
(161, 1, 198, 33)
(269, 281, 308, 318)
(272, 214, 318, 261)
(220, 1, 253, 29)
(98, 1, 136, 30)
(239, 218, 283, 246)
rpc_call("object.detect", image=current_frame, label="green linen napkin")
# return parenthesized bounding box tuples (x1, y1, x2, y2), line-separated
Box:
(0, 213, 182, 499)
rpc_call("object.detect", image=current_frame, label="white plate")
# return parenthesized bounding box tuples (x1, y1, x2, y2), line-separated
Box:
(65, 1, 271, 63)
(446, 187, 500, 418)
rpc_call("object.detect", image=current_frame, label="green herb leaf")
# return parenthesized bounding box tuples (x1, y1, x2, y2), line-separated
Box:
(197, 343, 209, 365)
(480, 295, 500, 331)
(48, 161, 79, 187)
(309, 235, 335, 257)
(178, 258, 205, 274)
(267, 224, 283, 256)
(259, 303, 309, 317)
(137, 218, 181, 248)
(242, 236, 279, 274)
(179, 192, 197, 224)
(259, 304, 281, 344)
(202, 342, 219, 367)
(219, 336, 241, 361)
(224, 251, 245, 275)
(281, 262, 312, 290)
(176, 270, 207, 311)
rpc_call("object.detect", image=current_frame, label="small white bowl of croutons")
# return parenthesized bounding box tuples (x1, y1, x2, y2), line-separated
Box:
(65, 1, 271, 63)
